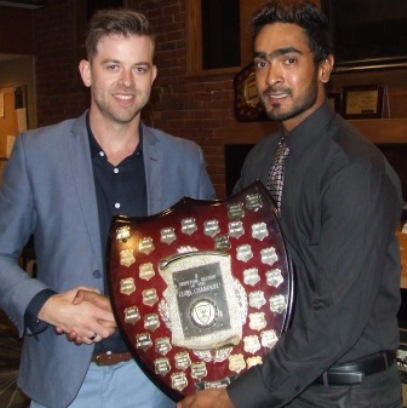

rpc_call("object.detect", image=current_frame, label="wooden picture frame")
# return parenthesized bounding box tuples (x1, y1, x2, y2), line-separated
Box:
(342, 84, 386, 119)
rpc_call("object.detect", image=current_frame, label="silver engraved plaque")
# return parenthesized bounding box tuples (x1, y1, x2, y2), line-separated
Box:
(120, 248, 136, 267)
(245, 193, 263, 210)
(261, 247, 278, 265)
(155, 337, 172, 356)
(228, 221, 245, 239)
(196, 378, 232, 391)
(116, 225, 131, 242)
(243, 335, 261, 354)
(139, 237, 155, 255)
(249, 312, 267, 331)
(139, 262, 155, 281)
(236, 244, 253, 262)
(249, 291, 266, 309)
(171, 372, 188, 392)
(261, 330, 279, 349)
(120, 277, 136, 296)
(227, 202, 245, 219)
(191, 362, 208, 380)
(181, 218, 197, 235)
(252, 222, 269, 241)
(204, 220, 220, 237)
(124, 306, 140, 324)
(175, 352, 191, 371)
(161, 227, 177, 244)
(144, 313, 160, 331)
(266, 268, 284, 287)
(269, 295, 288, 314)
(159, 252, 242, 350)
(229, 354, 246, 373)
(155, 358, 171, 376)
(136, 333, 153, 351)
(214, 235, 231, 251)
(109, 181, 293, 398)
(243, 268, 261, 286)
(142, 288, 159, 307)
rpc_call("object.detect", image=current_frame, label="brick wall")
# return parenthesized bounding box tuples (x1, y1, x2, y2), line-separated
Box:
(34, 1, 90, 126)
(33, 0, 237, 196)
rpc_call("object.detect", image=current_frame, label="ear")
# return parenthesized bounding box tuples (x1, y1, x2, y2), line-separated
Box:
(151, 64, 158, 85)
(78, 59, 92, 88)
(319, 54, 334, 84)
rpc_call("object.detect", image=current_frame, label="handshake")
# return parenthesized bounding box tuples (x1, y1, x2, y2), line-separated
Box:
(38, 287, 116, 345)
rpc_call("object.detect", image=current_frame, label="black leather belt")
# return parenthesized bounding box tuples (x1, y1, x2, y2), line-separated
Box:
(313, 350, 395, 386)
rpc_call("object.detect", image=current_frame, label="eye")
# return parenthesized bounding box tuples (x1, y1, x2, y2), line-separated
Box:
(134, 65, 148, 74)
(253, 60, 268, 70)
(106, 64, 119, 71)
(284, 57, 297, 65)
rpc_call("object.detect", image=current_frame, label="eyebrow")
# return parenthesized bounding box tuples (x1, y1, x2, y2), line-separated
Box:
(100, 59, 152, 67)
(253, 47, 303, 60)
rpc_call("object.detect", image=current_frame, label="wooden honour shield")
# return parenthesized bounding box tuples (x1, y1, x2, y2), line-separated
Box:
(234, 62, 269, 122)
(108, 181, 293, 400)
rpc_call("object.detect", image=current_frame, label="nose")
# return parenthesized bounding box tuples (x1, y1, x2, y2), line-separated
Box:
(119, 69, 134, 87)
(265, 63, 283, 87)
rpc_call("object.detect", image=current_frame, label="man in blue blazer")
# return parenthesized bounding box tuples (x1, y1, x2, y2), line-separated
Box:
(0, 9, 215, 408)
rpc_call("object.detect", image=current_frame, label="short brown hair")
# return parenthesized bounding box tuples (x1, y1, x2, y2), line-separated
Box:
(85, 9, 154, 61)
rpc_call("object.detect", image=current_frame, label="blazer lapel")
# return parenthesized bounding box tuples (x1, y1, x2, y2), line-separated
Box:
(143, 125, 164, 216)
(68, 112, 102, 266)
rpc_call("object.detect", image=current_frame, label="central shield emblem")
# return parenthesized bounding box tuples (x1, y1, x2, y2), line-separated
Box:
(108, 181, 293, 400)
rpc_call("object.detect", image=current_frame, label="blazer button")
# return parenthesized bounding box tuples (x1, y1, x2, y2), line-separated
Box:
(93, 270, 102, 279)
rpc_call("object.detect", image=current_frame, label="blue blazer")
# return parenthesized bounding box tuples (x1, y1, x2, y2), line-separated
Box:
(0, 111, 215, 407)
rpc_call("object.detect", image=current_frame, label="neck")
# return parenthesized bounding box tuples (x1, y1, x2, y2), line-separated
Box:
(89, 110, 141, 166)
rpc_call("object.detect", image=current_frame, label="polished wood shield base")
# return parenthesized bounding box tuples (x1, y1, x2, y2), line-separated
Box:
(108, 181, 293, 400)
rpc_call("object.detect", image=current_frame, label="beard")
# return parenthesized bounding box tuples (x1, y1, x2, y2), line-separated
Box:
(261, 74, 319, 122)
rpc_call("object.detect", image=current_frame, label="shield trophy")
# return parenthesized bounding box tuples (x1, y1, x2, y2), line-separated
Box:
(108, 181, 293, 400)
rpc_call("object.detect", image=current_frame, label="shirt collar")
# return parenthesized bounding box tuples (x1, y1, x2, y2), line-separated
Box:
(86, 113, 144, 159)
(283, 102, 336, 159)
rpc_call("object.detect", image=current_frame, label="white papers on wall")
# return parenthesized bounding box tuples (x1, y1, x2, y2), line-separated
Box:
(16, 108, 27, 132)
(6, 135, 15, 158)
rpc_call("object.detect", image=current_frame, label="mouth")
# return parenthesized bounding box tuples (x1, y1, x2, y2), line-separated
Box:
(262, 89, 290, 107)
(113, 93, 136, 106)
(264, 91, 288, 100)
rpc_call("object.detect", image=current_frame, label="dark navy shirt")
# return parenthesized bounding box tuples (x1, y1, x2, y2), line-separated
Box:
(89, 117, 147, 353)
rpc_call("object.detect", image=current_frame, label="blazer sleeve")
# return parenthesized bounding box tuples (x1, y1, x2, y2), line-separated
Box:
(0, 134, 49, 335)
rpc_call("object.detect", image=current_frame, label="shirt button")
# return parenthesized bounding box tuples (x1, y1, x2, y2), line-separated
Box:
(114, 168, 119, 174)
(99, 151, 105, 157)
(93, 270, 102, 278)
(115, 202, 121, 209)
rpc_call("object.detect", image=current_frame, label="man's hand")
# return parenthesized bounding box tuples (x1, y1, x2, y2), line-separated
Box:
(176, 389, 234, 408)
(65, 289, 116, 344)
(40, 287, 116, 345)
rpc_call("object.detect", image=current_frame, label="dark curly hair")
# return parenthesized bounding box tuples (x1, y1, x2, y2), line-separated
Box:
(251, 0, 332, 63)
